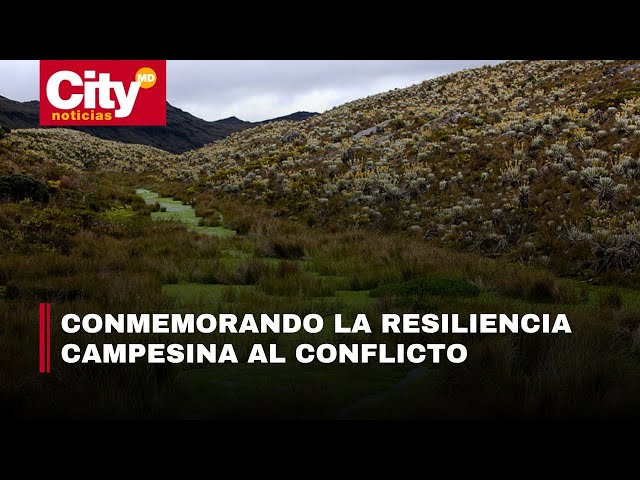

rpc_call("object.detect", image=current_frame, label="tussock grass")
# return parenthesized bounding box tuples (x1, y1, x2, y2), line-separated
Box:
(2, 165, 640, 418)
(370, 277, 480, 298)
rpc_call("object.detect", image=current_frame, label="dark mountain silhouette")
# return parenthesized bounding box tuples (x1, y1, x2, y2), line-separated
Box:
(263, 111, 317, 123)
(0, 97, 39, 129)
(0, 96, 316, 153)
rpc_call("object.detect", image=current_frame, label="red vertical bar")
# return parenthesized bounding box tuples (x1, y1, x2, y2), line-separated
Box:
(46, 303, 51, 373)
(39, 303, 45, 373)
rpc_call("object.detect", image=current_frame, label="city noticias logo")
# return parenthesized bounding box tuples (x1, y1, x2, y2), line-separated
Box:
(40, 60, 166, 126)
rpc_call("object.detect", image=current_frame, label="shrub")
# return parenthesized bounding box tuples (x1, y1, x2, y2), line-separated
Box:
(390, 119, 406, 131)
(158, 263, 180, 284)
(273, 241, 305, 259)
(391, 295, 437, 311)
(198, 216, 223, 227)
(349, 275, 382, 291)
(234, 258, 271, 284)
(0, 175, 50, 203)
(589, 232, 640, 273)
(256, 261, 335, 297)
(189, 260, 224, 284)
(258, 239, 306, 260)
(598, 290, 623, 309)
(525, 279, 554, 303)
(589, 83, 640, 109)
(370, 277, 480, 298)
(552, 280, 586, 305)
(228, 218, 251, 235)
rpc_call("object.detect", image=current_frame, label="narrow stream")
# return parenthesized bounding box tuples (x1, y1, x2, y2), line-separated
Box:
(136, 188, 236, 237)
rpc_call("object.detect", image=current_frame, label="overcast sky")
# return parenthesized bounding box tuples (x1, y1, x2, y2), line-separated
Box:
(0, 60, 503, 122)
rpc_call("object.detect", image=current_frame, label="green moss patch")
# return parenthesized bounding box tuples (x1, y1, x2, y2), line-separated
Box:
(137, 188, 236, 237)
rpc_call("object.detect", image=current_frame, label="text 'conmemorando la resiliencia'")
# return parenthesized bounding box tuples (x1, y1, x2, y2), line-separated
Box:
(58, 312, 571, 365)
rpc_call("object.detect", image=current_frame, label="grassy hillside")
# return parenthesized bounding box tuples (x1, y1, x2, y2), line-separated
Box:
(3, 60, 640, 418)
(169, 60, 640, 282)
(4, 128, 173, 174)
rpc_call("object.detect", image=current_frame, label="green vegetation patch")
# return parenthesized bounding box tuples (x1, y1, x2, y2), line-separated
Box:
(589, 83, 640, 109)
(370, 277, 480, 298)
(174, 363, 408, 419)
(136, 188, 236, 237)
(104, 206, 135, 220)
(163, 283, 256, 308)
(0, 174, 50, 203)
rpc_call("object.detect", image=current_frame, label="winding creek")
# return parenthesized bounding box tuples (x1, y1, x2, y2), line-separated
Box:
(136, 188, 236, 237)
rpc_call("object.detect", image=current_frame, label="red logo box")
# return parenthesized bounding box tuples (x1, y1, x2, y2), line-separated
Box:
(40, 60, 166, 126)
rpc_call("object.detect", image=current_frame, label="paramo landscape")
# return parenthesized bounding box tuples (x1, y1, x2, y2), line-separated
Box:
(2, 60, 640, 419)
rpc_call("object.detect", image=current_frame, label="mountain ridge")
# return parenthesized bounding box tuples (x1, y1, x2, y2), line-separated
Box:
(0, 95, 316, 153)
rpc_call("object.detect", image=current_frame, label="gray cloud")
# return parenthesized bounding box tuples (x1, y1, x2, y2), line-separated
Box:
(0, 60, 503, 122)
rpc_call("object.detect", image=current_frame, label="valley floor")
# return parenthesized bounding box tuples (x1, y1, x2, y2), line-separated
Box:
(2, 172, 640, 419)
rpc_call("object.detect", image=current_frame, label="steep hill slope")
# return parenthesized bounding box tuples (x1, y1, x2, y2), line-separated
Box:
(3, 128, 174, 175)
(0, 96, 316, 153)
(173, 60, 640, 277)
(0, 96, 40, 128)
